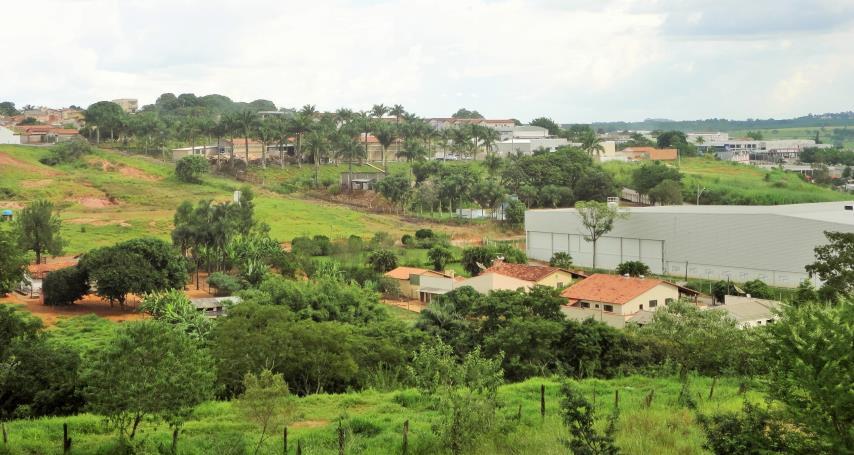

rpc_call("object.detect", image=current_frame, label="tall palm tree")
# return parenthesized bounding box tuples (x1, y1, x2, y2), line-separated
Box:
(373, 122, 398, 171)
(234, 110, 258, 164)
(370, 104, 388, 119)
(304, 119, 334, 187)
(480, 126, 500, 159)
(256, 117, 278, 169)
(580, 128, 604, 158)
(288, 113, 313, 168)
(389, 104, 406, 162)
(300, 104, 318, 117)
(357, 111, 372, 164)
(335, 108, 354, 124)
(336, 135, 366, 187)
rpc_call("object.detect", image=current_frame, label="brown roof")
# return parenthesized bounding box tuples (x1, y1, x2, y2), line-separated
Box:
(623, 147, 678, 161)
(384, 266, 430, 280)
(27, 259, 79, 279)
(484, 261, 562, 282)
(560, 274, 669, 305)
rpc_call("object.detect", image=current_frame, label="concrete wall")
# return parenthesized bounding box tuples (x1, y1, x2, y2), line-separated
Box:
(561, 306, 628, 328)
(0, 126, 20, 144)
(537, 270, 577, 289)
(622, 285, 679, 315)
(459, 273, 533, 294)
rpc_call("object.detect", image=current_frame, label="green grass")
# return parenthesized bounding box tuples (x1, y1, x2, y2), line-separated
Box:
(603, 157, 851, 205)
(1, 375, 758, 454)
(0, 145, 447, 254)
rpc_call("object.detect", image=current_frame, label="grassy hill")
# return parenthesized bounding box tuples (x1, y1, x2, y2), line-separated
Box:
(0, 146, 454, 254)
(604, 157, 851, 205)
(1, 373, 756, 454)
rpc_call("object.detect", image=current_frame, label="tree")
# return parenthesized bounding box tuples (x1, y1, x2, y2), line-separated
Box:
(631, 162, 682, 194)
(529, 117, 561, 136)
(84, 101, 125, 143)
(428, 246, 453, 271)
(303, 124, 332, 186)
(42, 266, 88, 306)
(615, 260, 651, 277)
(461, 246, 496, 276)
(140, 289, 213, 340)
(80, 238, 187, 308)
(711, 280, 739, 303)
(805, 231, 854, 297)
(0, 101, 19, 116)
(39, 140, 92, 166)
(574, 201, 625, 270)
(647, 180, 683, 205)
(746, 131, 764, 140)
(175, 155, 210, 183)
(764, 301, 854, 451)
(560, 383, 620, 455)
(549, 252, 573, 269)
(451, 108, 483, 119)
(375, 172, 410, 213)
(743, 279, 772, 299)
(84, 321, 215, 442)
(367, 248, 398, 272)
(579, 128, 605, 157)
(15, 199, 63, 265)
(504, 199, 526, 228)
(0, 229, 27, 294)
(236, 369, 297, 455)
(373, 122, 398, 170)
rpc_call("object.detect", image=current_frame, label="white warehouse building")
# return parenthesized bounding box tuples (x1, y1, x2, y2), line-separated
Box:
(525, 202, 854, 287)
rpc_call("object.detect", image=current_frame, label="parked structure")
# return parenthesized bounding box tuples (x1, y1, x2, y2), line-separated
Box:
(712, 295, 781, 328)
(560, 273, 699, 328)
(526, 202, 854, 287)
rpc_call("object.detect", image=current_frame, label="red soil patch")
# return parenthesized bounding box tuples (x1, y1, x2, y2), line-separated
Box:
(0, 201, 25, 209)
(118, 166, 159, 181)
(0, 293, 145, 327)
(0, 152, 58, 175)
(77, 197, 119, 208)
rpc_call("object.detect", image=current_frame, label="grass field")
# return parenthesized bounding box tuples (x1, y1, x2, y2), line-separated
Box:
(604, 157, 851, 205)
(1, 374, 758, 454)
(0, 146, 478, 254)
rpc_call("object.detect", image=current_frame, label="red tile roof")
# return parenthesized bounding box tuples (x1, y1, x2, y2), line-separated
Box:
(27, 259, 79, 279)
(560, 274, 668, 305)
(623, 147, 678, 161)
(384, 266, 430, 280)
(484, 262, 560, 282)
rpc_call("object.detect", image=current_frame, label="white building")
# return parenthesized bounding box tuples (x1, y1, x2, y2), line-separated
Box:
(495, 125, 549, 141)
(713, 295, 781, 328)
(495, 137, 570, 156)
(699, 139, 824, 162)
(0, 125, 20, 144)
(525, 202, 854, 287)
(687, 132, 729, 144)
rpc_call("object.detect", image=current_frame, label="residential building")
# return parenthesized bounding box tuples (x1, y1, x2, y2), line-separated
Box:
(687, 132, 729, 144)
(111, 98, 138, 113)
(383, 266, 459, 301)
(495, 125, 549, 141)
(482, 260, 584, 289)
(495, 137, 570, 156)
(698, 139, 826, 163)
(14, 125, 80, 144)
(525, 202, 854, 287)
(560, 274, 699, 328)
(189, 296, 241, 318)
(458, 272, 534, 294)
(712, 295, 781, 328)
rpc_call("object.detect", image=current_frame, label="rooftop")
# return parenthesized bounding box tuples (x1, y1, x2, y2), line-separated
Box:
(561, 274, 669, 305)
(716, 295, 781, 322)
(484, 261, 583, 282)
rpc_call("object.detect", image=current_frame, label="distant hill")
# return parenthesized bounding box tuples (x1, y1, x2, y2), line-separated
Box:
(576, 111, 854, 133)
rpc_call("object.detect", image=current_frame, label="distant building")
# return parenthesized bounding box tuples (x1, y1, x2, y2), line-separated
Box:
(526, 202, 854, 287)
(383, 266, 460, 302)
(687, 132, 729, 144)
(560, 274, 700, 328)
(111, 98, 138, 113)
(427, 118, 516, 131)
(189, 296, 241, 318)
(620, 146, 678, 161)
(0, 125, 20, 144)
(14, 125, 80, 144)
(698, 139, 825, 163)
(495, 137, 570, 156)
(712, 295, 781, 328)
(481, 260, 585, 289)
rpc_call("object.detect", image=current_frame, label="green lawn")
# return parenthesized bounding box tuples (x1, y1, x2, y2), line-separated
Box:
(0, 146, 443, 254)
(1, 374, 758, 454)
(603, 157, 851, 205)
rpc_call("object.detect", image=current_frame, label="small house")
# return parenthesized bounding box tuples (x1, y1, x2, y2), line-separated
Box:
(713, 295, 781, 328)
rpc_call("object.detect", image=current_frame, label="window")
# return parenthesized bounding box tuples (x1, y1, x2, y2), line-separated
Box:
(580, 302, 590, 308)
(639, 304, 643, 310)
(595, 304, 600, 309)
(649, 300, 658, 308)
(557, 282, 564, 288)
(603, 305, 614, 312)
(767, 319, 774, 324)
(665, 298, 674, 305)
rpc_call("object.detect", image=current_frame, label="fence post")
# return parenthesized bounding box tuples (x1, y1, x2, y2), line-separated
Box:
(338, 422, 345, 455)
(614, 389, 620, 409)
(296, 439, 302, 455)
(283, 426, 288, 455)
(63, 422, 72, 454)
(402, 419, 409, 454)
(540, 384, 545, 419)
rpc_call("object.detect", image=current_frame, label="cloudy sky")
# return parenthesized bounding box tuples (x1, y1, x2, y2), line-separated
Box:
(1, 0, 852, 122)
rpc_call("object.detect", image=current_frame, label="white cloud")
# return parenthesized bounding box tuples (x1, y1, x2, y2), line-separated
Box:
(0, 0, 851, 122)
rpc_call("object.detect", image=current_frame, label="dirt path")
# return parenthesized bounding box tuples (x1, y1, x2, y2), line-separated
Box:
(0, 293, 145, 326)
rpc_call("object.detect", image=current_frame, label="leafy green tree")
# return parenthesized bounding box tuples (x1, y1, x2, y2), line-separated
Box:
(574, 201, 626, 270)
(615, 261, 651, 277)
(0, 229, 27, 294)
(175, 155, 210, 183)
(0, 101, 19, 116)
(764, 301, 853, 452)
(236, 369, 297, 455)
(504, 199, 525, 228)
(579, 128, 605, 157)
(38, 140, 91, 166)
(451, 108, 483, 119)
(647, 180, 684, 205)
(84, 101, 125, 143)
(711, 280, 739, 303)
(234, 110, 259, 163)
(140, 289, 213, 340)
(428, 246, 453, 271)
(15, 199, 64, 265)
(42, 266, 88, 306)
(549, 252, 573, 269)
(698, 401, 815, 455)
(367, 248, 398, 273)
(743, 279, 772, 299)
(746, 130, 764, 140)
(632, 162, 682, 194)
(84, 321, 215, 441)
(560, 383, 620, 455)
(461, 246, 496, 276)
(805, 231, 854, 297)
(530, 117, 561, 136)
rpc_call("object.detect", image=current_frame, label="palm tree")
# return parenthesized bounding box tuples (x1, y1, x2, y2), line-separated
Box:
(256, 117, 278, 169)
(370, 104, 388, 119)
(273, 116, 291, 169)
(335, 108, 354, 124)
(234, 110, 258, 164)
(580, 128, 604, 158)
(303, 124, 331, 187)
(288, 113, 313, 168)
(300, 104, 318, 117)
(373, 122, 398, 171)
(357, 111, 372, 164)
(336, 135, 366, 188)
(480, 126, 500, 159)
(397, 138, 428, 168)
(389, 104, 406, 161)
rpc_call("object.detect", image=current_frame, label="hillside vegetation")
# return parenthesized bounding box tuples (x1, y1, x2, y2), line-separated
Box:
(604, 157, 851, 205)
(0, 145, 442, 253)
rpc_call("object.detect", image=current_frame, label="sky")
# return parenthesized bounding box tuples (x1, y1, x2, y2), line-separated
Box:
(1, 0, 853, 123)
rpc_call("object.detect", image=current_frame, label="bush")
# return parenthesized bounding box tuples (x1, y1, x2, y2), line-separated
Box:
(549, 252, 573, 269)
(175, 155, 210, 183)
(415, 228, 435, 240)
(616, 260, 651, 277)
(38, 140, 91, 166)
(312, 235, 332, 256)
(290, 236, 332, 256)
(42, 266, 88, 306)
(428, 246, 453, 272)
(207, 272, 243, 296)
(742, 279, 771, 299)
(711, 280, 739, 303)
(461, 246, 496, 276)
(504, 199, 525, 228)
(698, 401, 814, 454)
(370, 232, 395, 249)
(367, 249, 398, 273)
(401, 234, 414, 246)
(376, 276, 402, 297)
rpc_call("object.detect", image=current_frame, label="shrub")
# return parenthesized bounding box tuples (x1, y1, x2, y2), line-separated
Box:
(742, 279, 771, 299)
(312, 235, 332, 256)
(504, 199, 526, 228)
(370, 232, 395, 249)
(549, 252, 573, 269)
(175, 155, 210, 183)
(698, 401, 815, 454)
(367, 249, 398, 273)
(42, 266, 88, 306)
(208, 272, 243, 296)
(492, 243, 526, 264)
(291, 236, 321, 256)
(401, 234, 414, 246)
(377, 276, 402, 297)
(428, 246, 454, 272)
(415, 228, 435, 239)
(616, 260, 651, 277)
(38, 140, 91, 166)
(461, 246, 496, 276)
(711, 280, 739, 303)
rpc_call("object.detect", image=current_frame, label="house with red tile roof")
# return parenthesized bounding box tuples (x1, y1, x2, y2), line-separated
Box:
(384, 266, 460, 300)
(559, 273, 699, 328)
(483, 260, 585, 289)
